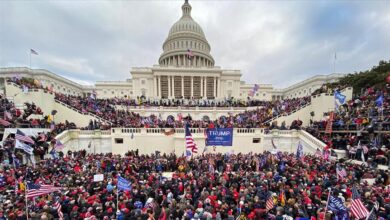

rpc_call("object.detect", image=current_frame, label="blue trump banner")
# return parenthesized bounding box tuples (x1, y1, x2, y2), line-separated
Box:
(206, 128, 233, 146)
(117, 176, 131, 191)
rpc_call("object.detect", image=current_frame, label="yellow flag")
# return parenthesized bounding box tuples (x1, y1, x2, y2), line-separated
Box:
(47, 115, 52, 123)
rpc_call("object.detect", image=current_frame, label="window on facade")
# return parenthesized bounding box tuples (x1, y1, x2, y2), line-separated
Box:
(256, 93, 259, 96)
(263, 93, 266, 96)
(253, 138, 261, 143)
(141, 89, 146, 96)
(112, 91, 114, 94)
(141, 80, 145, 85)
(104, 91, 107, 94)
(228, 82, 232, 87)
(114, 138, 123, 144)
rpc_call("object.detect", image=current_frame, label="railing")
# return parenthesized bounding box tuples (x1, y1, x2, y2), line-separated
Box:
(263, 102, 312, 124)
(54, 99, 112, 125)
(299, 129, 326, 150)
(115, 105, 264, 111)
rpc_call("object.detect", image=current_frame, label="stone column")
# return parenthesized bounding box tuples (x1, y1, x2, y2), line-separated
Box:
(153, 76, 157, 97)
(217, 77, 221, 99)
(181, 76, 184, 98)
(213, 76, 216, 98)
(158, 76, 161, 98)
(167, 75, 171, 98)
(204, 76, 207, 99)
(172, 76, 175, 98)
(200, 76, 203, 98)
(191, 76, 193, 98)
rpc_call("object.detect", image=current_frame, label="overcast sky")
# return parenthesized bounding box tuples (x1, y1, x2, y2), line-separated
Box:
(0, 0, 389, 88)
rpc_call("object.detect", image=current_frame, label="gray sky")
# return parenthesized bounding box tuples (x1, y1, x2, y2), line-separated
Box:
(0, 0, 389, 88)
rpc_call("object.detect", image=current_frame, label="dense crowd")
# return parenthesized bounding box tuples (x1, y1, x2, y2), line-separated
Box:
(307, 85, 390, 166)
(55, 92, 310, 129)
(9, 77, 311, 128)
(9, 77, 275, 108)
(0, 95, 46, 128)
(0, 150, 389, 220)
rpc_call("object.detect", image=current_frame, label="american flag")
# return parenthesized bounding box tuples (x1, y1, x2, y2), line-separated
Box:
(15, 129, 35, 144)
(54, 201, 64, 220)
(336, 165, 347, 179)
(296, 141, 303, 159)
(27, 182, 61, 198)
(266, 195, 274, 212)
(185, 123, 198, 153)
(0, 118, 11, 126)
(351, 186, 369, 219)
(30, 49, 39, 55)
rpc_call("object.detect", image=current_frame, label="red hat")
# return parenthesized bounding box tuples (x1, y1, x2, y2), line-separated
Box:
(72, 206, 79, 211)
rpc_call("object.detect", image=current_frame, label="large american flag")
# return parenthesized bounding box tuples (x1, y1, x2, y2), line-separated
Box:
(15, 129, 35, 144)
(266, 195, 274, 212)
(54, 201, 64, 220)
(27, 182, 61, 198)
(0, 118, 11, 126)
(185, 124, 198, 153)
(351, 186, 369, 219)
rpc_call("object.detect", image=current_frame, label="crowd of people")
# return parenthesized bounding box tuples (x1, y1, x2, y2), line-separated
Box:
(0, 150, 389, 220)
(307, 85, 390, 166)
(54, 92, 310, 129)
(1, 76, 388, 220)
(9, 77, 311, 129)
(0, 95, 46, 128)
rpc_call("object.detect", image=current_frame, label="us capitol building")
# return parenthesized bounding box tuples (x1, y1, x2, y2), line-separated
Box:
(0, 0, 342, 101)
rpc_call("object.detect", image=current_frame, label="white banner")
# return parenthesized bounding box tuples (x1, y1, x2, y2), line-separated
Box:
(93, 174, 104, 182)
(15, 140, 34, 155)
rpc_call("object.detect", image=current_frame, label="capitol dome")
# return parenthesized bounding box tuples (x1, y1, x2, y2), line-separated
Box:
(159, 0, 215, 68)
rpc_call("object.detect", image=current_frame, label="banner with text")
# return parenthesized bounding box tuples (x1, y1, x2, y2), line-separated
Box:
(206, 128, 233, 146)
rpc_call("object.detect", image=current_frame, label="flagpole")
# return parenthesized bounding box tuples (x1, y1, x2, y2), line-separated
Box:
(25, 181, 29, 220)
(116, 187, 119, 214)
(324, 188, 332, 216)
(365, 207, 374, 220)
(29, 51, 31, 69)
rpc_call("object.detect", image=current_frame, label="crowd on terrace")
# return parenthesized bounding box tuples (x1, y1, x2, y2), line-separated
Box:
(0, 150, 389, 220)
(8, 77, 310, 129)
(306, 84, 390, 166)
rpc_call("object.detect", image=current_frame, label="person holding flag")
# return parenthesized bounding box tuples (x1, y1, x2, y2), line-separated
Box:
(296, 141, 304, 160)
(185, 123, 198, 154)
